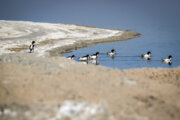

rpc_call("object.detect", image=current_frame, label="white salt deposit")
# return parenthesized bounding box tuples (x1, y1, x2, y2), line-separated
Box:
(50, 100, 112, 120)
(123, 78, 137, 85)
(3, 108, 17, 117)
(0, 20, 124, 56)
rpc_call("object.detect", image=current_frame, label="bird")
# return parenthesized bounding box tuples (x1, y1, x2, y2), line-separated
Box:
(79, 54, 90, 61)
(141, 51, 152, 60)
(107, 49, 116, 56)
(67, 55, 76, 60)
(89, 52, 99, 60)
(29, 41, 35, 53)
(162, 55, 172, 65)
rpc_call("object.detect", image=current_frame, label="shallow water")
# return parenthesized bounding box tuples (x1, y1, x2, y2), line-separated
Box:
(62, 14, 180, 69)
(62, 9, 180, 69)
(63, 38, 180, 69)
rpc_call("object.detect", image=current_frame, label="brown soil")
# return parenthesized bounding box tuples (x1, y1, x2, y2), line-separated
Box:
(0, 54, 179, 120)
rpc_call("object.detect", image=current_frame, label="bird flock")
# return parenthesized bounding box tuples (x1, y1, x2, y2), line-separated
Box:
(29, 41, 173, 65)
(67, 50, 173, 65)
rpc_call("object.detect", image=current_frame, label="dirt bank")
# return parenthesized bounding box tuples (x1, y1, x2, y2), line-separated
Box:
(0, 54, 179, 120)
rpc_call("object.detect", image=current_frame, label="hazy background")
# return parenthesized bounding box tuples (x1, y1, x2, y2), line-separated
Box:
(0, 0, 179, 29)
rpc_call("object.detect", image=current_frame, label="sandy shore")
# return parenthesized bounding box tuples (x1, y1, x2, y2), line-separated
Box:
(0, 21, 180, 120)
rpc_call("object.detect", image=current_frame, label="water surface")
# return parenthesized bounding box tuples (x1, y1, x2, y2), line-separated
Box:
(63, 37, 180, 69)
(61, 0, 180, 69)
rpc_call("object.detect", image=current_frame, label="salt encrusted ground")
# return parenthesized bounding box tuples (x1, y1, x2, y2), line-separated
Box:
(0, 20, 138, 56)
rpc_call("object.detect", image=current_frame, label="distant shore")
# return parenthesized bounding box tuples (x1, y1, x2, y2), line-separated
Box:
(0, 20, 140, 56)
(49, 30, 139, 56)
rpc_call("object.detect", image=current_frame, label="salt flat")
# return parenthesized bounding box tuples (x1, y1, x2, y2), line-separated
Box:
(0, 20, 128, 56)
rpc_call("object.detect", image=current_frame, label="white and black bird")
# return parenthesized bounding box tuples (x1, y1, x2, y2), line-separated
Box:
(67, 55, 76, 60)
(107, 49, 116, 56)
(79, 54, 90, 61)
(162, 55, 172, 65)
(141, 51, 152, 60)
(89, 52, 99, 60)
(29, 41, 35, 53)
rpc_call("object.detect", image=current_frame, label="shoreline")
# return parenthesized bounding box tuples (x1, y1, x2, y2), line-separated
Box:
(49, 30, 139, 56)
(0, 20, 140, 57)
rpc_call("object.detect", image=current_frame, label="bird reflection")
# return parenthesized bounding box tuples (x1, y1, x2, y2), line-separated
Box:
(111, 55, 115, 60)
(80, 61, 88, 65)
(88, 59, 99, 65)
(168, 62, 172, 66)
